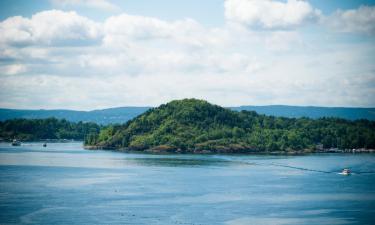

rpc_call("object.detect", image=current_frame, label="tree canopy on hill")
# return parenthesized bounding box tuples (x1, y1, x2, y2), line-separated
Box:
(0, 118, 100, 141)
(85, 99, 375, 153)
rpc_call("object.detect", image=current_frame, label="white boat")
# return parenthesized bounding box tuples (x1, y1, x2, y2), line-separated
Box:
(340, 168, 351, 175)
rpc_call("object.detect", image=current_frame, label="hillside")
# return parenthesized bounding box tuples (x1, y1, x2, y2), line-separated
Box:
(1, 105, 374, 125)
(85, 99, 375, 153)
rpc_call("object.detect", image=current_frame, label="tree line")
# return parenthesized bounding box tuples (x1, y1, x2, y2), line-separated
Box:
(1, 99, 374, 153)
(0, 118, 100, 141)
(86, 99, 375, 152)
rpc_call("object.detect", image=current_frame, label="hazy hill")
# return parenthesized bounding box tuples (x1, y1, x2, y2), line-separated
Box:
(0, 107, 151, 125)
(231, 105, 375, 121)
(1, 105, 374, 125)
(85, 99, 375, 153)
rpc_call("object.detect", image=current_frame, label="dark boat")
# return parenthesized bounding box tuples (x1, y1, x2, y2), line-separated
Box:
(11, 139, 21, 146)
(43, 143, 47, 147)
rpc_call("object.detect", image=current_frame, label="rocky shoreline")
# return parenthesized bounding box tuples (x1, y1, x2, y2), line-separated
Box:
(84, 145, 375, 154)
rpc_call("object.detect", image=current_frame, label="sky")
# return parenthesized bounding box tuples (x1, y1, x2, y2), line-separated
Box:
(0, 0, 375, 110)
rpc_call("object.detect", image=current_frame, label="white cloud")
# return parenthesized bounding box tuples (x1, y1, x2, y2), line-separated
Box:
(224, 0, 321, 29)
(0, 6, 374, 109)
(103, 13, 222, 49)
(104, 14, 172, 40)
(1, 64, 27, 75)
(51, 0, 120, 12)
(326, 5, 375, 35)
(0, 10, 102, 46)
(265, 31, 302, 51)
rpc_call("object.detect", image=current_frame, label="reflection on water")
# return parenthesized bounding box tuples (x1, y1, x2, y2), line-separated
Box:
(46, 173, 128, 188)
(0, 142, 374, 225)
(119, 156, 239, 167)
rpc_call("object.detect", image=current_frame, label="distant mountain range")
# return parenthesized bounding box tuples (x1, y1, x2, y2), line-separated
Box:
(231, 105, 375, 121)
(0, 107, 150, 125)
(1, 105, 374, 125)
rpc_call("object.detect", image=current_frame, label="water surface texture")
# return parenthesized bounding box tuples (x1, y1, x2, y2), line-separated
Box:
(0, 142, 374, 225)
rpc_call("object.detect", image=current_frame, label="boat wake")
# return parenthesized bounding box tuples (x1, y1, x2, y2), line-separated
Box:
(268, 162, 334, 174)
(228, 158, 375, 175)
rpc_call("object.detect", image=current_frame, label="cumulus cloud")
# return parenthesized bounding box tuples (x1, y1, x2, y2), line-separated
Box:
(0, 10, 102, 47)
(326, 5, 375, 35)
(224, 0, 321, 29)
(0, 5, 374, 109)
(1, 64, 27, 75)
(264, 31, 302, 51)
(104, 13, 173, 39)
(51, 0, 120, 12)
(103, 13, 223, 49)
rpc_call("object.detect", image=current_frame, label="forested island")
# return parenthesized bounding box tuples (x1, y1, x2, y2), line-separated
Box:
(0, 118, 100, 141)
(1, 99, 374, 153)
(84, 99, 375, 154)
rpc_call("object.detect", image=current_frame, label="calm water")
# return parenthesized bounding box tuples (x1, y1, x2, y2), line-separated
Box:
(0, 142, 374, 225)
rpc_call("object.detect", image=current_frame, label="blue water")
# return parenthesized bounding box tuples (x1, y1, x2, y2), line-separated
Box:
(0, 142, 374, 225)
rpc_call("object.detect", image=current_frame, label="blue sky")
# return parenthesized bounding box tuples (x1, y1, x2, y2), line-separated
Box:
(0, 0, 226, 25)
(0, 0, 374, 109)
(1, 0, 375, 24)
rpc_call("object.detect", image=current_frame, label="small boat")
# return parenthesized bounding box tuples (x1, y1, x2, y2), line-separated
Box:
(340, 168, 351, 175)
(11, 139, 21, 146)
(43, 143, 47, 147)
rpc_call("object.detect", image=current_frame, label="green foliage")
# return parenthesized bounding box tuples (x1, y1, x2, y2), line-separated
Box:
(4, 100, 373, 153)
(87, 99, 375, 153)
(0, 118, 101, 142)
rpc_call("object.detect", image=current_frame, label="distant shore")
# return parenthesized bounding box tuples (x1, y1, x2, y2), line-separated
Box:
(0, 139, 82, 143)
(3, 140, 374, 154)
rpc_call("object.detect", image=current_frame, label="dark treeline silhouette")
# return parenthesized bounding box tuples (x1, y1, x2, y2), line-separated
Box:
(0, 118, 100, 141)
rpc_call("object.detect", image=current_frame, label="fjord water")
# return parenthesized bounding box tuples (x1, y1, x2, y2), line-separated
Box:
(0, 143, 374, 225)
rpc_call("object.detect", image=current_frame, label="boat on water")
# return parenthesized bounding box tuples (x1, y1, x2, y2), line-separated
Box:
(11, 139, 21, 146)
(340, 168, 351, 175)
(43, 143, 47, 147)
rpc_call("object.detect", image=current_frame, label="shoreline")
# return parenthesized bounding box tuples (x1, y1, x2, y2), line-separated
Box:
(84, 145, 375, 155)
(0, 140, 82, 144)
(3, 141, 373, 154)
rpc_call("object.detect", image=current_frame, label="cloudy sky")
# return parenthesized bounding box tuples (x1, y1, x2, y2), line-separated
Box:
(0, 0, 374, 110)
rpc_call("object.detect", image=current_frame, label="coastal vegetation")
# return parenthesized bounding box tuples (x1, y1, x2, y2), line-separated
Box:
(1, 99, 374, 153)
(0, 118, 100, 141)
(85, 99, 375, 153)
